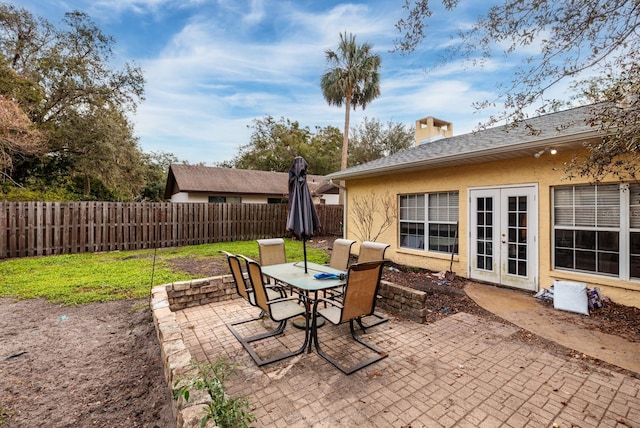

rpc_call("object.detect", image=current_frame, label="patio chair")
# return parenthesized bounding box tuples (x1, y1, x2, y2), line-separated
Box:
(357, 241, 390, 263)
(355, 241, 390, 330)
(257, 237, 290, 291)
(312, 260, 388, 374)
(228, 257, 309, 367)
(257, 238, 287, 266)
(329, 238, 356, 271)
(323, 238, 356, 300)
(222, 251, 284, 342)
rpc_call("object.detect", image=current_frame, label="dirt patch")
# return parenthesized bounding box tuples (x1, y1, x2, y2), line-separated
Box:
(168, 257, 229, 279)
(1, 236, 638, 427)
(0, 299, 173, 427)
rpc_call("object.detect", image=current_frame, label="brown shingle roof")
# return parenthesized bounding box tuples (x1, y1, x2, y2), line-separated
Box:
(164, 165, 331, 199)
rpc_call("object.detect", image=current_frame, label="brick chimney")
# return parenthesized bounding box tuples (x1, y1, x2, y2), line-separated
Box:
(415, 117, 453, 146)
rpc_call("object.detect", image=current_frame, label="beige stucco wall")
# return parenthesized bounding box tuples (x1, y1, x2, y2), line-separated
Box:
(170, 193, 272, 204)
(242, 195, 270, 204)
(344, 150, 640, 308)
(170, 192, 194, 203)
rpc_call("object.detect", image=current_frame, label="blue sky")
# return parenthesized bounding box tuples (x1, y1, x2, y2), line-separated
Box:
(11, 0, 547, 166)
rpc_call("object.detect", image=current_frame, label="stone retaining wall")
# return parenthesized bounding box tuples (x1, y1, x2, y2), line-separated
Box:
(150, 274, 427, 427)
(378, 280, 428, 323)
(167, 276, 238, 311)
(151, 275, 237, 428)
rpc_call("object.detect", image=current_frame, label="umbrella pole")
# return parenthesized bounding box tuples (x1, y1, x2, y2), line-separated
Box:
(303, 238, 308, 273)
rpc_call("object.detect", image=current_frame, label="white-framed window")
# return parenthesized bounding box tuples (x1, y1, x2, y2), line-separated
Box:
(553, 183, 640, 280)
(399, 192, 459, 253)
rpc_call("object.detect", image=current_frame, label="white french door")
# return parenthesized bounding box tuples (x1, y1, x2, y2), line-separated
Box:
(469, 186, 538, 291)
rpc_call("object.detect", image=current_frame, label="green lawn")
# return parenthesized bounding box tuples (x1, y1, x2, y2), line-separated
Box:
(0, 239, 329, 305)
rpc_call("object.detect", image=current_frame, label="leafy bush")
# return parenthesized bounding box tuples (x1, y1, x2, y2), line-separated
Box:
(174, 358, 256, 428)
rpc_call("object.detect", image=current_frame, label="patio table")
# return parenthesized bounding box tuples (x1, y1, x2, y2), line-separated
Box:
(261, 261, 346, 352)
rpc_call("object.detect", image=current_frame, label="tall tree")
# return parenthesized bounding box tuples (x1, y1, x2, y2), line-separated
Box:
(321, 32, 381, 174)
(395, 0, 640, 181)
(139, 151, 179, 201)
(0, 6, 144, 123)
(0, 4, 146, 199)
(50, 103, 144, 199)
(349, 117, 414, 166)
(232, 116, 311, 172)
(230, 115, 342, 175)
(0, 94, 44, 180)
(305, 125, 342, 175)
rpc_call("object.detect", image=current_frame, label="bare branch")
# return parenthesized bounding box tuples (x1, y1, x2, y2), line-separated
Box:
(351, 191, 397, 242)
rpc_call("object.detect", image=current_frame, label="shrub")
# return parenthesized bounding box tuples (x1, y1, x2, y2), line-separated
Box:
(174, 358, 256, 428)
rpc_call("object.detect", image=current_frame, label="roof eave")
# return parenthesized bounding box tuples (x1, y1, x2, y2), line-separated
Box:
(326, 129, 601, 181)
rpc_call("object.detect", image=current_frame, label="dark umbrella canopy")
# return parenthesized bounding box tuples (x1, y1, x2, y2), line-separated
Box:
(287, 156, 321, 272)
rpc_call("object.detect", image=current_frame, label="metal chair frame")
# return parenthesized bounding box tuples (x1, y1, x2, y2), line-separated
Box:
(323, 239, 356, 300)
(312, 261, 388, 375)
(222, 251, 283, 343)
(356, 241, 391, 331)
(227, 257, 309, 367)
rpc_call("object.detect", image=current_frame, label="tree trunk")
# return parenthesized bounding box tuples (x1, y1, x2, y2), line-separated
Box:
(341, 98, 351, 171)
(84, 174, 91, 196)
(339, 97, 351, 205)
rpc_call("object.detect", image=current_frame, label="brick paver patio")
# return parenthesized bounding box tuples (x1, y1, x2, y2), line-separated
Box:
(175, 300, 639, 427)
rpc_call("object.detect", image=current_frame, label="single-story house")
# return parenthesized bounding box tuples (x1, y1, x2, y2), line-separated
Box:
(164, 164, 339, 205)
(325, 104, 640, 308)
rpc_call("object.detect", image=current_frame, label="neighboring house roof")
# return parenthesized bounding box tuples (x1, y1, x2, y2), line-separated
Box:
(315, 181, 339, 194)
(326, 104, 603, 181)
(164, 164, 332, 199)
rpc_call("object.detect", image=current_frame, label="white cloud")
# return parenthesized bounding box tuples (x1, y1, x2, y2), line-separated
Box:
(241, 0, 266, 25)
(15, 0, 538, 165)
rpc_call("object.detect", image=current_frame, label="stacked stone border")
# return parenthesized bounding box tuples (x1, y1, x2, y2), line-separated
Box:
(150, 274, 426, 427)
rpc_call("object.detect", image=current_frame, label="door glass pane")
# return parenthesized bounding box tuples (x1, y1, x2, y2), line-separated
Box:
(476, 197, 493, 272)
(518, 260, 527, 275)
(519, 198, 527, 211)
(507, 196, 527, 277)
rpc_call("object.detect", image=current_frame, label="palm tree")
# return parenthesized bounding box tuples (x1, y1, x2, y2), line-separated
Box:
(321, 32, 381, 173)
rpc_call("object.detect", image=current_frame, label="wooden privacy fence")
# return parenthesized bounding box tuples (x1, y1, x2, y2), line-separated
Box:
(0, 202, 343, 259)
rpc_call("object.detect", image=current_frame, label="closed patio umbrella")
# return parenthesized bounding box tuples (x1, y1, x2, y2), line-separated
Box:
(287, 156, 321, 273)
